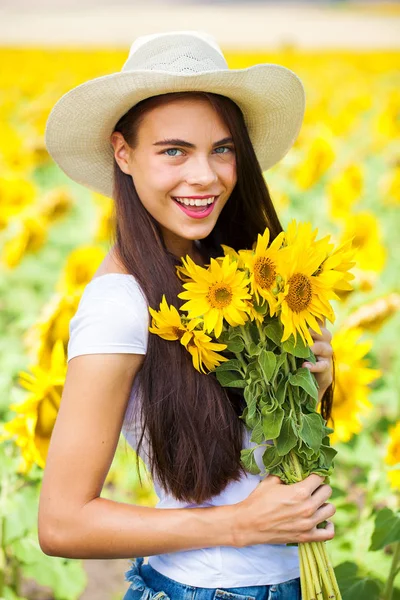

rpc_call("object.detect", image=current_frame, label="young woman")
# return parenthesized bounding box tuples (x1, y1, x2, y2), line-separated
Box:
(39, 31, 336, 599)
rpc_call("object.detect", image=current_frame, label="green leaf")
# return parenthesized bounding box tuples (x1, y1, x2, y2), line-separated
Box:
(250, 420, 265, 444)
(289, 368, 319, 401)
(275, 377, 288, 405)
(248, 341, 261, 356)
(370, 507, 400, 551)
(262, 406, 285, 440)
(215, 370, 246, 388)
(253, 301, 268, 316)
(262, 444, 283, 470)
(282, 334, 311, 358)
(334, 561, 359, 591)
(299, 413, 324, 453)
(276, 417, 298, 456)
(271, 352, 287, 384)
(225, 337, 245, 353)
(319, 444, 338, 469)
(214, 359, 243, 373)
(241, 448, 261, 475)
(297, 441, 317, 461)
(243, 388, 259, 425)
(241, 406, 260, 429)
(259, 349, 277, 382)
(342, 579, 381, 600)
(217, 330, 229, 344)
(264, 321, 284, 346)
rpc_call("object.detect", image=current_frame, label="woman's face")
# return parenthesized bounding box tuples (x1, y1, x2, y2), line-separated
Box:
(111, 96, 237, 255)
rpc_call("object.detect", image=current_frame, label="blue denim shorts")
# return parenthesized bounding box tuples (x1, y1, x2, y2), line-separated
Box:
(123, 557, 301, 600)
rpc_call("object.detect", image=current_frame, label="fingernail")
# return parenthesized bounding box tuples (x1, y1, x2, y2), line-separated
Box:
(304, 362, 312, 368)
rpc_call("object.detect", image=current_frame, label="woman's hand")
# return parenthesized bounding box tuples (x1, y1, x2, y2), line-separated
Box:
(231, 473, 335, 547)
(302, 318, 333, 404)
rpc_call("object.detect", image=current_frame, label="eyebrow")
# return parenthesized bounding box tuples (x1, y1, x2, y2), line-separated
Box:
(153, 137, 234, 148)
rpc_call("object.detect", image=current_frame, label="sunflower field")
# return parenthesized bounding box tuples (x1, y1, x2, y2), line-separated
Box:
(0, 47, 399, 600)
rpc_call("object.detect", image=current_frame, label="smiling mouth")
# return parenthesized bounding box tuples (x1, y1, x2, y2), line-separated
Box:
(172, 196, 217, 207)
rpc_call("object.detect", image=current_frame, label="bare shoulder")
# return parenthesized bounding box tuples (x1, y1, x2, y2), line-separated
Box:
(92, 245, 129, 278)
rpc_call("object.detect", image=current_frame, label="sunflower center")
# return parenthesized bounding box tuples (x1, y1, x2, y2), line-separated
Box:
(172, 326, 185, 340)
(254, 257, 276, 289)
(207, 284, 233, 308)
(286, 273, 313, 313)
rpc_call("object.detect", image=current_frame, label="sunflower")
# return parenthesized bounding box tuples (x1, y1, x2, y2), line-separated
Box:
(293, 127, 336, 190)
(149, 295, 193, 342)
(239, 228, 285, 315)
(0, 416, 43, 474)
(185, 328, 228, 374)
(342, 293, 400, 332)
(0, 339, 67, 472)
(38, 187, 74, 223)
(325, 327, 381, 444)
(385, 421, 400, 490)
(316, 238, 356, 293)
(341, 211, 386, 273)
(328, 163, 363, 220)
(57, 245, 106, 295)
(149, 295, 227, 373)
(24, 291, 81, 369)
(278, 223, 342, 346)
(2, 215, 47, 268)
(178, 255, 251, 338)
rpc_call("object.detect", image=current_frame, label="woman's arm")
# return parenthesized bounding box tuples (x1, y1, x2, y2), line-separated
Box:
(38, 352, 234, 559)
(38, 351, 335, 559)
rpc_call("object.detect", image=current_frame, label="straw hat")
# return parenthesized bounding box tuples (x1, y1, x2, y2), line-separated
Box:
(45, 30, 305, 199)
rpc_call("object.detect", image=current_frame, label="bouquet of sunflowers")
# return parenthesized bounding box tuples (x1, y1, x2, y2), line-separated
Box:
(149, 220, 356, 600)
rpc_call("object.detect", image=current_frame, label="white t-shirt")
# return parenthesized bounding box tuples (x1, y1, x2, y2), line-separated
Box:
(67, 273, 300, 588)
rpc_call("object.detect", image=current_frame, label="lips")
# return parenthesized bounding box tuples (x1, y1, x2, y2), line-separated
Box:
(172, 195, 219, 219)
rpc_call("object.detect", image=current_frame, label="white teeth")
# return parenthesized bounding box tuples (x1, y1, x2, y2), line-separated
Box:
(174, 196, 216, 207)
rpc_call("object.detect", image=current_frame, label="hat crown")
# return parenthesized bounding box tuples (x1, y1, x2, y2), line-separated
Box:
(122, 31, 228, 75)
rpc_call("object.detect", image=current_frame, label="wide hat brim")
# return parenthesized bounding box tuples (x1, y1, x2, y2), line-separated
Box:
(45, 64, 305, 199)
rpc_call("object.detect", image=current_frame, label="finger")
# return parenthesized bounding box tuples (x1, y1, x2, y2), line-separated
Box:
(296, 474, 325, 494)
(311, 485, 333, 507)
(263, 474, 283, 485)
(303, 359, 331, 373)
(308, 341, 333, 358)
(308, 520, 335, 543)
(311, 502, 336, 527)
(308, 326, 332, 343)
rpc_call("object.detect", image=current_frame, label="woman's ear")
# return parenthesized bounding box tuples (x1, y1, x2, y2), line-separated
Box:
(110, 132, 132, 175)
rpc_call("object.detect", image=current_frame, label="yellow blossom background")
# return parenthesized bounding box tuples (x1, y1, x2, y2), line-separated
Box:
(0, 45, 399, 598)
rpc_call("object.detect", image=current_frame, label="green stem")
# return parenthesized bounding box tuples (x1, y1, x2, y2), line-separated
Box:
(383, 541, 400, 600)
(304, 542, 323, 598)
(239, 324, 252, 352)
(300, 543, 315, 600)
(288, 352, 297, 372)
(234, 352, 248, 377)
(319, 542, 342, 600)
(255, 320, 266, 344)
(311, 541, 336, 598)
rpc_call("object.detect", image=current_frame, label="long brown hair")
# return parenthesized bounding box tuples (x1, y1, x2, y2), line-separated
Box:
(111, 91, 334, 503)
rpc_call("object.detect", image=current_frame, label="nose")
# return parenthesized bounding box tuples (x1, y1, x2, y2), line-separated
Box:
(184, 155, 218, 187)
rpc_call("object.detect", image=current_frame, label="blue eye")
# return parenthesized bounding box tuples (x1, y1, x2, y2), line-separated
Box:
(164, 148, 183, 157)
(214, 146, 232, 154)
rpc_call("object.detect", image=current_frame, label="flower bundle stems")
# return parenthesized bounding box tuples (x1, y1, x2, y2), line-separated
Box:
(288, 451, 341, 599)
(221, 320, 343, 599)
(149, 220, 356, 597)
